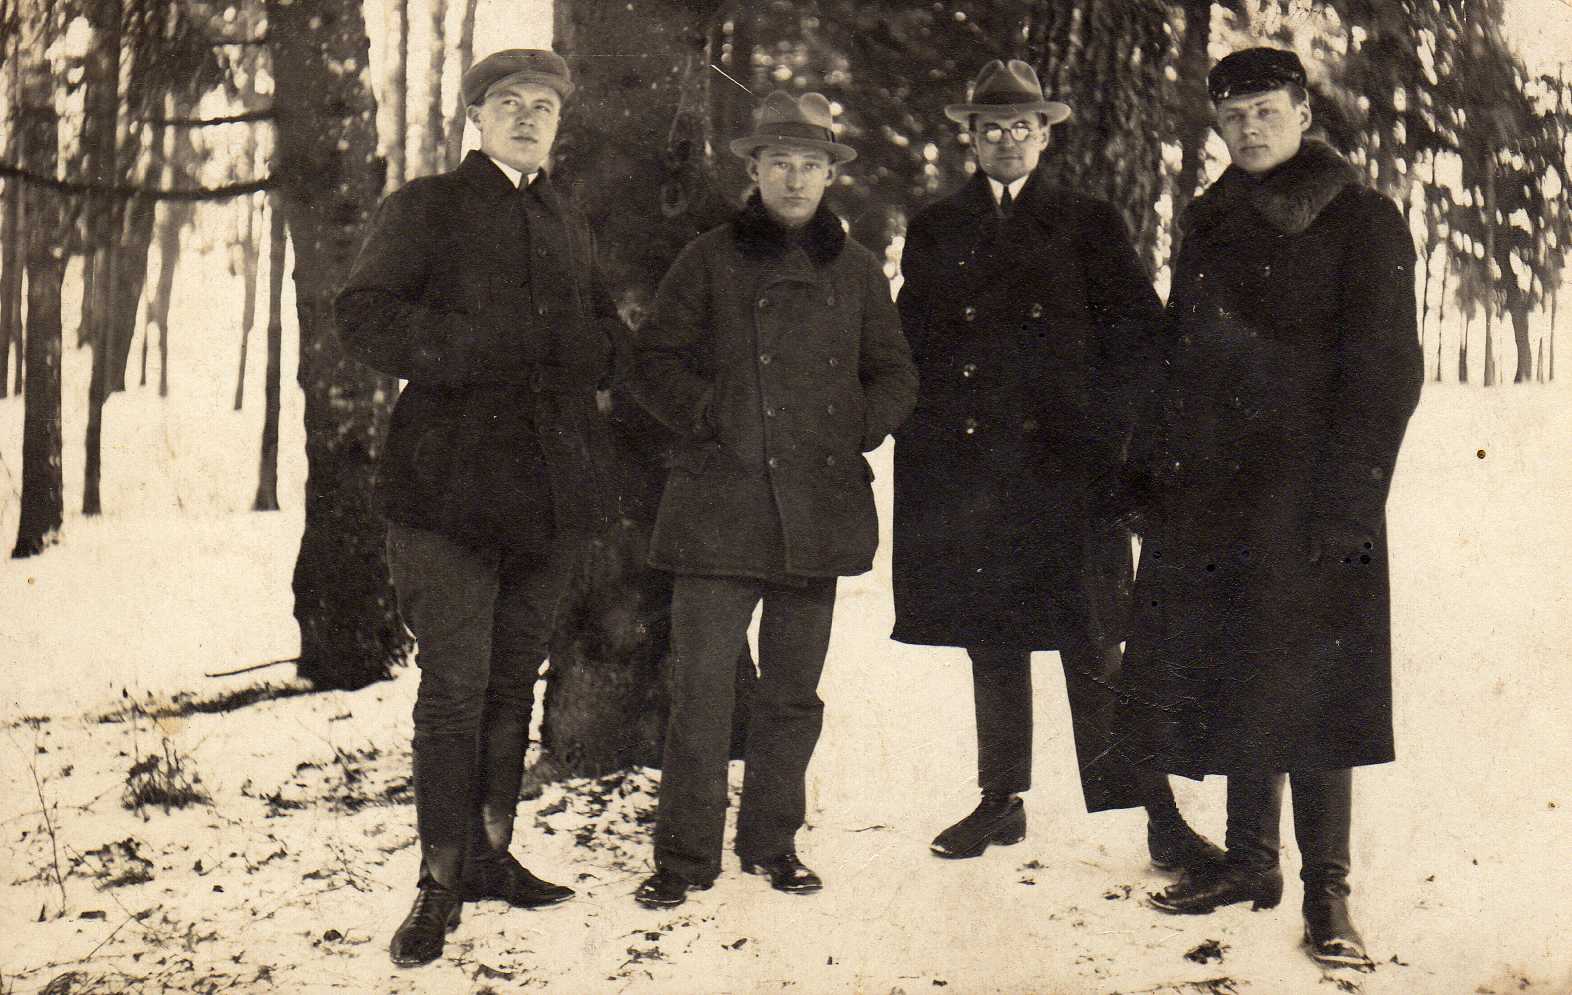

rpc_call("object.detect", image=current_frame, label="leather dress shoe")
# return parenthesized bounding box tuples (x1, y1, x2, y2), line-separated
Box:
(1147, 817, 1227, 873)
(389, 882, 463, 967)
(634, 868, 713, 909)
(741, 852, 822, 894)
(1304, 898, 1373, 969)
(930, 792, 1026, 859)
(1148, 861, 1283, 914)
(460, 854, 574, 908)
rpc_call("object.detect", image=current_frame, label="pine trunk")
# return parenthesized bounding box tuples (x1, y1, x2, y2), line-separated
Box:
(1435, 259, 1450, 382)
(1170, 0, 1212, 238)
(1459, 314, 1470, 383)
(1, 38, 21, 397)
(1509, 302, 1531, 383)
(81, 0, 122, 517)
(443, 0, 479, 170)
(420, 0, 446, 177)
(234, 194, 261, 410)
(539, 0, 740, 777)
(267, 0, 408, 689)
(254, 196, 286, 512)
(12, 20, 65, 559)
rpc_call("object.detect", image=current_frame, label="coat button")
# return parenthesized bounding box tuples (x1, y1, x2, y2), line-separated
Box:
(1029, 302, 1044, 318)
(765, 406, 777, 418)
(962, 305, 977, 322)
(1022, 418, 1038, 433)
(537, 305, 548, 316)
(825, 455, 836, 466)
(827, 357, 839, 367)
(759, 353, 772, 365)
(826, 403, 835, 414)
(961, 362, 977, 378)
(537, 247, 548, 257)
(826, 295, 836, 306)
(767, 457, 779, 468)
(963, 416, 978, 436)
(757, 298, 770, 308)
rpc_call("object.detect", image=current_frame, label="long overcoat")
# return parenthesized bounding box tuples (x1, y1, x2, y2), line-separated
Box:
(1119, 140, 1424, 776)
(336, 151, 619, 550)
(632, 196, 918, 579)
(891, 171, 1164, 649)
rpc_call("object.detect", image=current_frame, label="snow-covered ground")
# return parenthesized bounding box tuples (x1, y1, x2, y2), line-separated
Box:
(2, 302, 1570, 995)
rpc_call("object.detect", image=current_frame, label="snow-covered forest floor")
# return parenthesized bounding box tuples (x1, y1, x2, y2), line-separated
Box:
(1, 245, 1570, 993)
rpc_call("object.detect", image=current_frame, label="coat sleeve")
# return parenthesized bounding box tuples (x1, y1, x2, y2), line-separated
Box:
(894, 214, 938, 372)
(334, 184, 539, 385)
(1311, 193, 1424, 529)
(631, 240, 718, 441)
(1079, 198, 1165, 450)
(858, 250, 919, 451)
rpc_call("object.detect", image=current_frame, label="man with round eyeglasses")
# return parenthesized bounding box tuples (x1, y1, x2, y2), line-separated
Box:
(891, 59, 1220, 877)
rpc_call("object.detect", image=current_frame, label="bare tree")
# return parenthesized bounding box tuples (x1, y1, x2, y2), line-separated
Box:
(233, 191, 261, 410)
(419, 0, 447, 176)
(386, 0, 409, 190)
(254, 194, 285, 512)
(443, 0, 478, 170)
(1, 42, 23, 399)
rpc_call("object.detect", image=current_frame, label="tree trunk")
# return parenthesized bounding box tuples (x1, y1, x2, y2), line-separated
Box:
(1550, 288, 1557, 381)
(1481, 154, 1496, 387)
(149, 95, 192, 399)
(1031, 0, 1170, 270)
(1509, 302, 1531, 383)
(420, 0, 446, 177)
(1170, 0, 1213, 239)
(538, 0, 736, 776)
(12, 19, 65, 559)
(254, 195, 286, 512)
(234, 194, 261, 410)
(443, 0, 479, 170)
(1435, 257, 1450, 382)
(108, 165, 157, 394)
(1459, 313, 1470, 383)
(1, 36, 22, 398)
(81, 0, 123, 517)
(387, 0, 409, 190)
(267, 0, 408, 690)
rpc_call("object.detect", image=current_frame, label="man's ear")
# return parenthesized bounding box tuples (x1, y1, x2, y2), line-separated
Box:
(1298, 99, 1313, 134)
(466, 104, 482, 128)
(746, 156, 760, 184)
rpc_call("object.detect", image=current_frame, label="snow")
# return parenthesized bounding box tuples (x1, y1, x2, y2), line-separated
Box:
(2, 341, 1570, 992)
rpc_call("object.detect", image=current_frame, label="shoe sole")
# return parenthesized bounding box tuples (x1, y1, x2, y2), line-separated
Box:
(1303, 929, 1372, 969)
(930, 826, 1026, 860)
(1148, 894, 1281, 914)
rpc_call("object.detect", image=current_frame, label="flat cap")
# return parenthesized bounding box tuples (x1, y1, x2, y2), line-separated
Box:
(462, 49, 574, 107)
(1208, 47, 1307, 103)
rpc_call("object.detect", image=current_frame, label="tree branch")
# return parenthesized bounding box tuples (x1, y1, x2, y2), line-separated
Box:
(0, 162, 272, 201)
(139, 109, 275, 128)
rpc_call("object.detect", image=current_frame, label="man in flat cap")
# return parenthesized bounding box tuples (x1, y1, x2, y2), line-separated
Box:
(1115, 46, 1422, 968)
(891, 59, 1220, 873)
(337, 48, 621, 966)
(629, 91, 917, 909)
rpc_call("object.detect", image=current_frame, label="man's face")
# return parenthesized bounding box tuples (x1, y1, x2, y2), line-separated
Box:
(971, 110, 1049, 184)
(748, 146, 835, 228)
(468, 80, 561, 175)
(1214, 87, 1309, 175)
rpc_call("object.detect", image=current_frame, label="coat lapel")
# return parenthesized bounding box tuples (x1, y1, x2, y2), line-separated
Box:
(964, 170, 1066, 299)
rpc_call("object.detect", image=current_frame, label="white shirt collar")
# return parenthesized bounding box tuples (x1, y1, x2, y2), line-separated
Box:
(486, 155, 539, 190)
(987, 175, 1028, 204)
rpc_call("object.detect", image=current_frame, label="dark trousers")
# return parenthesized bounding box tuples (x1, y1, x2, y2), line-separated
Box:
(1225, 768, 1353, 902)
(654, 574, 837, 883)
(969, 632, 1155, 812)
(386, 521, 569, 889)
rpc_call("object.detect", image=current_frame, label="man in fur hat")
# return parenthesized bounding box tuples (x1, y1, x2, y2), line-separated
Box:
(629, 91, 917, 909)
(891, 59, 1221, 873)
(1117, 47, 1424, 968)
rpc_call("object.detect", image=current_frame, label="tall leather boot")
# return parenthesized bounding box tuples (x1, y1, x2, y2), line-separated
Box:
(1293, 768, 1370, 968)
(390, 731, 474, 966)
(1150, 773, 1284, 914)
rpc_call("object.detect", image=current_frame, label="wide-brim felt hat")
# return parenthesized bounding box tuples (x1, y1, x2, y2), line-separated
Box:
(729, 91, 858, 163)
(944, 59, 1071, 126)
(463, 49, 574, 106)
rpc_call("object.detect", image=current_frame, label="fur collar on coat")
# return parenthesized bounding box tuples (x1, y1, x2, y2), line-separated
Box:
(733, 191, 847, 267)
(1184, 138, 1364, 236)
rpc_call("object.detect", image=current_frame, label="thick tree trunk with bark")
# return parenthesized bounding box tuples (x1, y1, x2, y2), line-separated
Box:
(420, 0, 446, 177)
(254, 196, 286, 512)
(538, 0, 747, 777)
(12, 24, 65, 559)
(387, 0, 409, 190)
(268, 0, 408, 689)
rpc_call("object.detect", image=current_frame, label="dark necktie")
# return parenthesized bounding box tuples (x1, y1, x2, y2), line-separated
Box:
(998, 186, 1014, 218)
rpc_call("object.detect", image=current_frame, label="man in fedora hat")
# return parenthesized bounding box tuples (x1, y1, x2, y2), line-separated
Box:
(890, 59, 1220, 871)
(1118, 46, 1421, 969)
(337, 48, 621, 966)
(629, 91, 917, 909)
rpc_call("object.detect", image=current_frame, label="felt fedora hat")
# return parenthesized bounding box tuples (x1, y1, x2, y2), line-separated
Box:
(462, 49, 574, 106)
(729, 91, 858, 163)
(943, 59, 1071, 126)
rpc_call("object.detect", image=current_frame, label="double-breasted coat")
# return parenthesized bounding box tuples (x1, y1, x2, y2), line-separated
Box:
(632, 195, 918, 580)
(891, 171, 1164, 649)
(1118, 139, 1424, 776)
(336, 151, 619, 551)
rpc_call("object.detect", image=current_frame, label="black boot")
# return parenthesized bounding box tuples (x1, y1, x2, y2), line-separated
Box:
(388, 882, 463, 967)
(1150, 773, 1284, 914)
(1294, 769, 1372, 969)
(741, 851, 823, 894)
(412, 730, 477, 892)
(1141, 769, 1225, 873)
(634, 868, 713, 909)
(930, 792, 1026, 859)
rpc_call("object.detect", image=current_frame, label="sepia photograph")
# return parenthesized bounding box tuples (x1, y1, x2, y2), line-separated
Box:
(1, 0, 1568, 992)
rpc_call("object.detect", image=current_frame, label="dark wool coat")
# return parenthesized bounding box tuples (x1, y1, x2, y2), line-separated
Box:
(632, 195, 918, 579)
(336, 152, 619, 550)
(891, 171, 1164, 649)
(1119, 140, 1424, 777)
